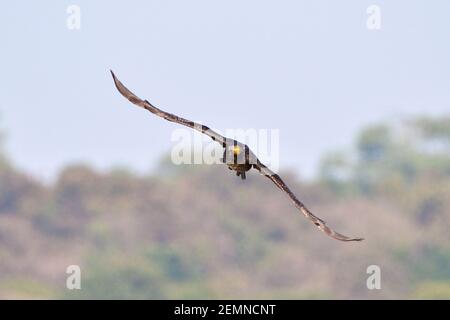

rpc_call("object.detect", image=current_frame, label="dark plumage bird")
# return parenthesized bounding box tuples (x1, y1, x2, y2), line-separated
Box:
(110, 70, 363, 242)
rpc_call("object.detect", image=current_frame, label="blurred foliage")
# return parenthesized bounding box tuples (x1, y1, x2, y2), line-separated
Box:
(412, 281, 450, 299)
(0, 116, 450, 299)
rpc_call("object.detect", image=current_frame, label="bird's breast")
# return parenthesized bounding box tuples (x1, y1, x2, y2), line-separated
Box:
(227, 163, 252, 172)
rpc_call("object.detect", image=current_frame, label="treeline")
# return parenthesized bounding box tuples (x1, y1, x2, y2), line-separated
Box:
(0, 116, 449, 299)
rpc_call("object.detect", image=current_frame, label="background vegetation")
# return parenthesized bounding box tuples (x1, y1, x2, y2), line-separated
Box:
(0, 116, 449, 299)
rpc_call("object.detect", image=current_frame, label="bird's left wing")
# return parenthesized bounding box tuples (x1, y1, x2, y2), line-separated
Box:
(111, 71, 227, 147)
(253, 160, 363, 242)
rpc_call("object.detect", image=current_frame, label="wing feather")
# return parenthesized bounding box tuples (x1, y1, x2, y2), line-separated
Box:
(110, 70, 227, 146)
(253, 161, 363, 242)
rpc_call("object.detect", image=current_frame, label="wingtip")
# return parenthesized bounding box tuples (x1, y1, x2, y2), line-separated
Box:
(110, 70, 121, 90)
(333, 231, 364, 242)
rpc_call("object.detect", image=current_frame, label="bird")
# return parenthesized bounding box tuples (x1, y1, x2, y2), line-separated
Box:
(110, 70, 363, 242)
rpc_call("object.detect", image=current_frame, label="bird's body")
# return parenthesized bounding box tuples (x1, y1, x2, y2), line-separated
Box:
(222, 143, 253, 179)
(227, 163, 252, 176)
(110, 70, 363, 242)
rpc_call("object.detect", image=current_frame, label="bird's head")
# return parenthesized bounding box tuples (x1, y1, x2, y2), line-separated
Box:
(229, 145, 242, 156)
(223, 144, 246, 165)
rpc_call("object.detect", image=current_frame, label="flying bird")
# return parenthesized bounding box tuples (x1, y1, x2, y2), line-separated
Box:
(110, 70, 363, 242)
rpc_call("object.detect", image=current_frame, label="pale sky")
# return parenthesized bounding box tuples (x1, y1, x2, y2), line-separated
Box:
(1, 1, 449, 181)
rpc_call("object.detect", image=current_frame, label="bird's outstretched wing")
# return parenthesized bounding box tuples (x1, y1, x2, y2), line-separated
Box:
(253, 160, 363, 242)
(111, 70, 363, 241)
(110, 70, 227, 147)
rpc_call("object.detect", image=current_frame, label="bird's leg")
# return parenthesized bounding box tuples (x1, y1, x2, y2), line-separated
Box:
(240, 171, 246, 180)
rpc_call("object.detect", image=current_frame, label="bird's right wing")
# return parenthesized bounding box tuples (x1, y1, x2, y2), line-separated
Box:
(253, 160, 364, 242)
(111, 70, 227, 147)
